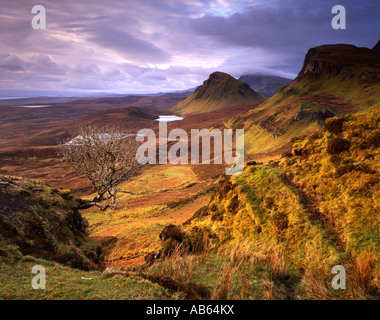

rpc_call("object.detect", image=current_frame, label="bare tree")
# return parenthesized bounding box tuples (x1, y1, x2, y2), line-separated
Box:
(61, 124, 141, 210)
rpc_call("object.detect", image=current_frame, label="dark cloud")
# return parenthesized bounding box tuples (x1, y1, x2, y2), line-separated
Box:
(86, 27, 171, 64)
(0, 53, 25, 71)
(0, 0, 378, 94)
(190, 0, 380, 71)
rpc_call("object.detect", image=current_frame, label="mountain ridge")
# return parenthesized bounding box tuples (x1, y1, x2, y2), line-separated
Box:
(238, 74, 293, 97)
(229, 41, 380, 157)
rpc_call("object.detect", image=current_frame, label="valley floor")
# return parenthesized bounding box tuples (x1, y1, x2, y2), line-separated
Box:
(81, 164, 221, 269)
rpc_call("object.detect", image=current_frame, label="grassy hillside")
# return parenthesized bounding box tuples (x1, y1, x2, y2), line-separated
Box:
(0, 167, 218, 300)
(0, 166, 220, 300)
(156, 109, 380, 299)
(228, 44, 380, 157)
(172, 72, 263, 115)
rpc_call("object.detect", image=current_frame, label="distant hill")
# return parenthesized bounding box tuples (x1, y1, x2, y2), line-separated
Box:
(172, 72, 264, 115)
(238, 74, 293, 97)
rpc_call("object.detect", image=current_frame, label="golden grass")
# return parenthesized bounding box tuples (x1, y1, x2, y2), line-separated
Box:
(154, 109, 380, 300)
(81, 164, 214, 269)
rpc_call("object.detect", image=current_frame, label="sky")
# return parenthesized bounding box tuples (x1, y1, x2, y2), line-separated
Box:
(0, 0, 379, 95)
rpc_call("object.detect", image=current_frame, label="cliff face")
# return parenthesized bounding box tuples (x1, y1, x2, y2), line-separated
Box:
(296, 53, 342, 80)
(296, 44, 380, 82)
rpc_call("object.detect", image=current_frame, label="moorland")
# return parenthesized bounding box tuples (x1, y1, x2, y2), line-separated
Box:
(0, 41, 379, 300)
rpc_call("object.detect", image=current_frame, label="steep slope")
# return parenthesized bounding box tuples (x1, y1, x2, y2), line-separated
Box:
(238, 74, 293, 97)
(0, 175, 101, 270)
(374, 40, 380, 51)
(179, 110, 380, 257)
(172, 72, 264, 115)
(229, 42, 380, 156)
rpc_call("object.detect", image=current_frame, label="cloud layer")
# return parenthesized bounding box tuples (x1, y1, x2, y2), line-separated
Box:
(0, 0, 379, 95)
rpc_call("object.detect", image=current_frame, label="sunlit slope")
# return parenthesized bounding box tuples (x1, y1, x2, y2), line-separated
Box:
(227, 43, 380, 156)
(172, 72, 264, 115)
(181, 109, 380, 268)
(157, 109, 379, 298)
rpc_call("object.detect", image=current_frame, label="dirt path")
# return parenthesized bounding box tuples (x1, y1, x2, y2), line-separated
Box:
(280, 172, 346, 253)
(105, 271, 211, 300)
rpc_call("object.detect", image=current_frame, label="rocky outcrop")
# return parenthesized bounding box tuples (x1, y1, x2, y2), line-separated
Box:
(296, 48, 344, 81)
(295, 43, 380, 82)
(0, 175, 101, 270)
(259, 113, 285, 138)
(159, 224, 192, 256)
(293, 105, 336, 124)
(359, 71, 380, 83)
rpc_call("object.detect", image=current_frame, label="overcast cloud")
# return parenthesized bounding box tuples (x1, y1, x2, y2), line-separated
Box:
(0, 0, 378, 95)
